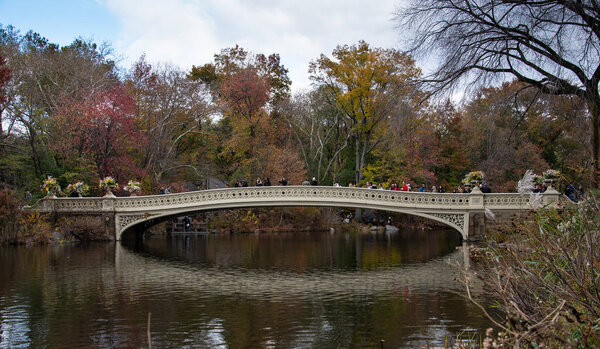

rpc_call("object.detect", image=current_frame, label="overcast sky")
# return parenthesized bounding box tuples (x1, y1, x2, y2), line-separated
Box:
(0, 0, 408, 92)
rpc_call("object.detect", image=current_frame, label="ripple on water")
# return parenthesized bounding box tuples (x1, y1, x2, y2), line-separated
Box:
(0, 303, 31, 348)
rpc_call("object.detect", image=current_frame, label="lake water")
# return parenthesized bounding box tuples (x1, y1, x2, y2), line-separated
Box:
(0, 229, 493, 348)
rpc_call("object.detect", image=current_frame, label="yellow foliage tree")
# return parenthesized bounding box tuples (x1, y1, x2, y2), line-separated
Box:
(309, 41, 421, 184)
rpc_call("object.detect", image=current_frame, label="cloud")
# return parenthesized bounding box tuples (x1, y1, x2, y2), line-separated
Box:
(100, 0, 400, 91)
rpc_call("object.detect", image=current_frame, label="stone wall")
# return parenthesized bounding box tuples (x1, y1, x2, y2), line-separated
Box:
(467, 210, 535, 242)
(53, 212, 116, 241)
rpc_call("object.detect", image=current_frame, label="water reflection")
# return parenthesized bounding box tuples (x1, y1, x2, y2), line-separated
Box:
(136, 229, 461, 271)
(0, 230, 491, 349)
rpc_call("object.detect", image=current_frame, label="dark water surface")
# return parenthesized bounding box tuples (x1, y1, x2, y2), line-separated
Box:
(0, 229, 492, 348)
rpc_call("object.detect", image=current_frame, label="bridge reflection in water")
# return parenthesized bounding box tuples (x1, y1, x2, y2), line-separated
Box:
(116, 236, 476, 300)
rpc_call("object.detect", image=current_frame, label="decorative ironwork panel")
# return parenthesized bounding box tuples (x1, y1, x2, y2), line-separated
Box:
(429, 213, 465, 229)
(117, 214, 148, 229)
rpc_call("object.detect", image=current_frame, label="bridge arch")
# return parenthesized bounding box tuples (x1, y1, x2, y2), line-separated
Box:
(117, 203, 468, 241)
(112, 186, 479, 240)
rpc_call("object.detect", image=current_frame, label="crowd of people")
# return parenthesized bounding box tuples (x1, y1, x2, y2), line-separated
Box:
(227, 177, 493, 193)
(232, 177, 281, 187)
(345, 181, 492, 193)
(154, 176, 586, 204)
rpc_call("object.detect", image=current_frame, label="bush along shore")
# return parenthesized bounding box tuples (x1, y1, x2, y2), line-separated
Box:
(464, 191, 600, 348)
(0, 189, 58, 245)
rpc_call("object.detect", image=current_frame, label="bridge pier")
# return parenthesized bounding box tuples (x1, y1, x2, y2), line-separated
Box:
(467, 212, 485, 242)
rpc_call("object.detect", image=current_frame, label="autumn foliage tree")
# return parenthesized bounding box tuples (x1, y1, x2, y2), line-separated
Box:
(0, 21, 595, 204)
(190, 46, 304, 182)
(426, 101, 469, 188)
(0, 25, 117, 185)
(459, 82, 549, 191)
(51, 85, 146, 181)
(310, 41, 422, 185)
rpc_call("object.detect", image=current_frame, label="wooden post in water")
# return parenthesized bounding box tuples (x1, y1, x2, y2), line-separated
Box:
(147, 312, 152, 349)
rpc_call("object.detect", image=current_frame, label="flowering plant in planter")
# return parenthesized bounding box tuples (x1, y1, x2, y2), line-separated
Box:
(543, 169, 561, 181)
(99, 176, 119, 192)
(124, 180, 141, 195)
(65, 181, 89, 196)
(462, 171, 484, 185)
(42, 176, 61, 195)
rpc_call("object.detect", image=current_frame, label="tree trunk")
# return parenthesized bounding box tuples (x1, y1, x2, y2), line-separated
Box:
(354, 130, 363, 221)
(355, 130, 361, 184)
(591, 100, 600, 188)
(359, 134, 369, 184)
(27, 125, 42, 178)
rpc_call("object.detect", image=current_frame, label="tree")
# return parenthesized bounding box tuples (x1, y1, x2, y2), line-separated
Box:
(0, 54, 10, 104)
(396, 1, 600, 186)
(189, 46, 297, 182)
(0, 53, 12, 153)
(51, 85, 146, 180)
(360, 97, 439, 188)
(460, 82, 550, 191)
(427, 101, 469, 188)
(0, 25, 117, 179)
(280, 89, 352, 183)
(190, 45, 291, 107)
(127, 56, 213, 183)
(310, 41, 421, 185)
(220, 66, 270, 138)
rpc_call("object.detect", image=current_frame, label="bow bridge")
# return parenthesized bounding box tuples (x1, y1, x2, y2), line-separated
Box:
(35, 186, 560, 241)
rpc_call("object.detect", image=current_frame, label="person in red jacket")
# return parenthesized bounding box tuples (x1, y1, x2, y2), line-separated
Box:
(401, 182, 409, 191)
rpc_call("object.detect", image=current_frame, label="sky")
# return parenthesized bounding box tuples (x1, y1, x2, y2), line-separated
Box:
(0, 0, 407, 92)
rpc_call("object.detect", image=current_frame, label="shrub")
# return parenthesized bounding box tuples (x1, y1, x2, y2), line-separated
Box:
(468, 192, 600, 347)
(61, 216, 108, 241)
(17, 212, 53, 244)
(0, 189, 22, 243)
(208, 207, 333, 233)
(0, 188, 56, 244)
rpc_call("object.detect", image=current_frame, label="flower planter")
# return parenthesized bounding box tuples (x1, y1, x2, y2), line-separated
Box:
(99, 177, 119, 196)
(124, 180, 141, 196)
